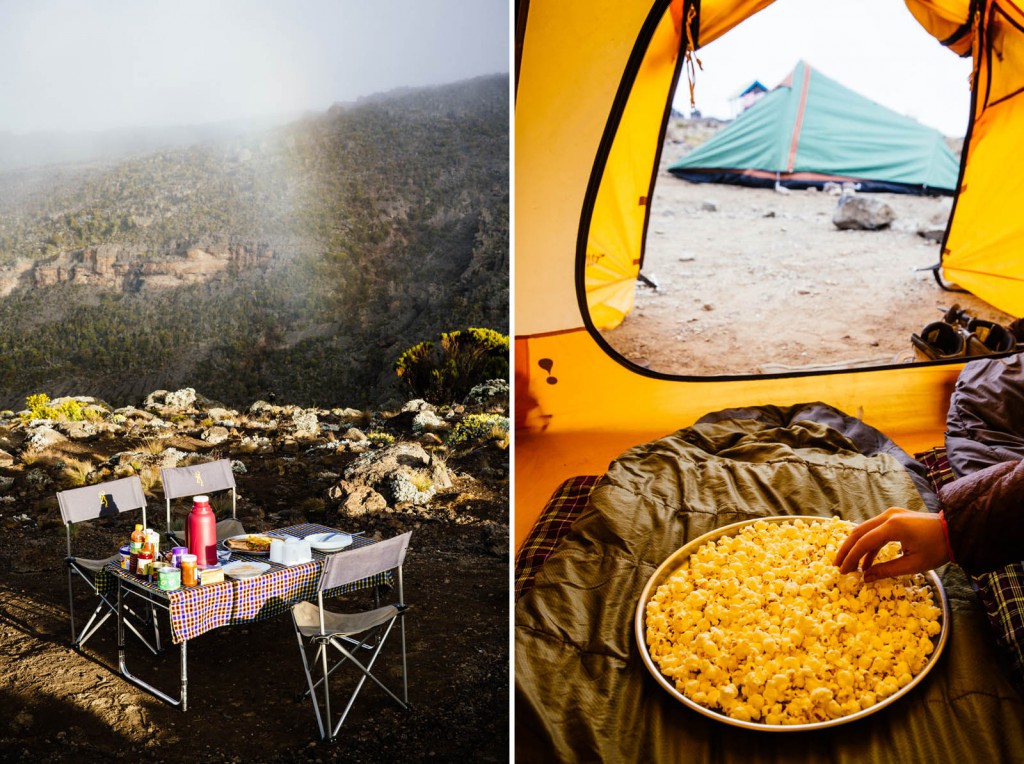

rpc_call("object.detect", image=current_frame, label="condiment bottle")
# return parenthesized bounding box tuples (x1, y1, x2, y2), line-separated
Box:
(129, 524, 144, 573)
(137, 540, 155, 577)
(186, 495, 218, 567)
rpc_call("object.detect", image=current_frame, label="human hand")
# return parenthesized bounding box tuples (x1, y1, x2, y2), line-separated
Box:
(834, 507, 950, 582)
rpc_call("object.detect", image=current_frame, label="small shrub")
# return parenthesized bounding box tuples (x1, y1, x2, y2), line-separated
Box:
(395, 327, 509, 404)
(367, 431, 396, 447)
(299, 497, 325, 515)
(447, 414, 510, 447)
(83, 406, 107, 423)
(137, 465, 161, 495)
(60, 458, 93, 488)
(406, 471, 434, 492)
(20, 393, 86, 423)
(140, 438, 166, 455)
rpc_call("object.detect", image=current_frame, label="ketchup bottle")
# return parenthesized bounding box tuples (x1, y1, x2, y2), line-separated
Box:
(186, 495, 218, 567)
(137, 540, 154, 577)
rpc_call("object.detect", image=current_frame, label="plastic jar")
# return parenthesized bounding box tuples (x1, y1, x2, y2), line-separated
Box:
(181, 554, 199, 587)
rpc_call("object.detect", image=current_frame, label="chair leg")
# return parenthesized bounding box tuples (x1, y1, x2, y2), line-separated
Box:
(321, 640, 333, 741)
(73, 602, 111, 648)
(294, 627, 326, 740)
(400, 610, 408, 705)
(324, 620, 408, 740)
(67, 569, 78, 645)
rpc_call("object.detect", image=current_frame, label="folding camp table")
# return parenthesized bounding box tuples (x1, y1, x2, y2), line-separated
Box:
(98, 523, 388, 711)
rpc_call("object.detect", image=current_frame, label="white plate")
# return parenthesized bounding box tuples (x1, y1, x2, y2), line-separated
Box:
(223, 534, 273, 556)
(635, 515, 950, 732)
(221, 560, 271, 579)
(306, 532, 353, 552)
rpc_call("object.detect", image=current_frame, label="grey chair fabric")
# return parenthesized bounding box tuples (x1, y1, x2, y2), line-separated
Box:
(160, 459, 236, 499)
(58, 475, 148, 526)
(58, 476, 157, 651)
(291, 531, 413, 741)
(159, 459, 241, 539)
(318, 532, 412, 592)
(292, 601, 399, 638)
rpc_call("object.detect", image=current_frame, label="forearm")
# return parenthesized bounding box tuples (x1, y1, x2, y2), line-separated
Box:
(939, 459, 1024, 575)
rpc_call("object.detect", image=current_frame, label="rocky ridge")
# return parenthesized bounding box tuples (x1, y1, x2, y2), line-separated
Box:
(0, 238, 277, 297)
(0, 382, 509, 550)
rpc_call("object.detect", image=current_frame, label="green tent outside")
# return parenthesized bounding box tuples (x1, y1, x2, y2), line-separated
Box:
(669, 60, 960, 195)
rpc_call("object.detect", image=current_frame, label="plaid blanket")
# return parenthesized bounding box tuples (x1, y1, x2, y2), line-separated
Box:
(97, 524, 387, 643)
(514, 475, 597, 601)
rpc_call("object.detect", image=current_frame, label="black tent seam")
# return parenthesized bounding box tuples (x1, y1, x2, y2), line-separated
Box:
(574, 0, 672, 342)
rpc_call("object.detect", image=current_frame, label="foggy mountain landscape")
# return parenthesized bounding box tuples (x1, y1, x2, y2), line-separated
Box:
(0, 74, 509, 410)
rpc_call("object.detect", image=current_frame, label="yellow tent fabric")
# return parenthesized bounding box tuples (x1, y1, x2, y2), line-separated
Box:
(905, 0, 974, 56)
(514, 0, 1012, 549)
(939, 0, 1024, 316)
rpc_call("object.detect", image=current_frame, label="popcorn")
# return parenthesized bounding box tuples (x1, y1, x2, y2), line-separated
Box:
(645, 517, 943, 725)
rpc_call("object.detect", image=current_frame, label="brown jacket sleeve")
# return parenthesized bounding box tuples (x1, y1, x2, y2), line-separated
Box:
(938, 459, 1024, 575)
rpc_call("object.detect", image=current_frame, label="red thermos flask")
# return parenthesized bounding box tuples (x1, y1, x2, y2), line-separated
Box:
(187, 495, 218, 566)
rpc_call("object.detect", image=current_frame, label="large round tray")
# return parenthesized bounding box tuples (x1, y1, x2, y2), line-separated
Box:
(635, 515, 950, 732)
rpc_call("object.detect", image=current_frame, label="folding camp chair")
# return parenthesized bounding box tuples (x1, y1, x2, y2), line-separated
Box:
(291, 531, 412, 742)
(58, 476, 159, 653)
(160, 459, 244, 545)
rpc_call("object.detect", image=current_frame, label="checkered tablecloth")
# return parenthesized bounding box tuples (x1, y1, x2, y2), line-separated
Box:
(97, 524, 387, 644)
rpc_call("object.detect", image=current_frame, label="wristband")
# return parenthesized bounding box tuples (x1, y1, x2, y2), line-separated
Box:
(938, 510, 955, 563)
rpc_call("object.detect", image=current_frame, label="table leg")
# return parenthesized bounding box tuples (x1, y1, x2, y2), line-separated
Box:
(116, 577, 187, 709)
(181, 640, 188, 712)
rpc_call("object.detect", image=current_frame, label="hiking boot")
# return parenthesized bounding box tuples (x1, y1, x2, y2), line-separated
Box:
(940, 304, 973, 326)
(963, 318, 1017, 356)
(1009, 317, 1024, 345)
(912, 321, 966, 361)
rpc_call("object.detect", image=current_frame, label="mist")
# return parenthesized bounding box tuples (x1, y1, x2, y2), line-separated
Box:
(0, 0, 509, 136)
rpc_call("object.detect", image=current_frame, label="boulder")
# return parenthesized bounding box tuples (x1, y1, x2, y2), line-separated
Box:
(249, 400, 277, 416)
(465, 379, 509, 407)
(206, 407, 237, 424)
(480, 521, 509, 557)
(292, 409, 319, 436)
(832, 195, 895, 230)
(402, 399, 434, 413)
(342, 427, 367, 442)
(412, 410, 449, 434)
(331, 407, 365, 422)
(25, 426, 67, 452)
(917, 197, 954, 242)
(342, 442, 454, 506)
(56, 420, 100, 440)
(165, 388, 197, 410)
(201, 426, 231, 445)
(327, 479, 389, 516)
(144, 388, 198, 412)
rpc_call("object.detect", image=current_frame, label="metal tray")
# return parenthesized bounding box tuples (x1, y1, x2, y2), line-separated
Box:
(634, 515, 950, 732)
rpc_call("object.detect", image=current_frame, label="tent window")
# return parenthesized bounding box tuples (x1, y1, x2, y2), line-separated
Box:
(590, 7, 1014, 379)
